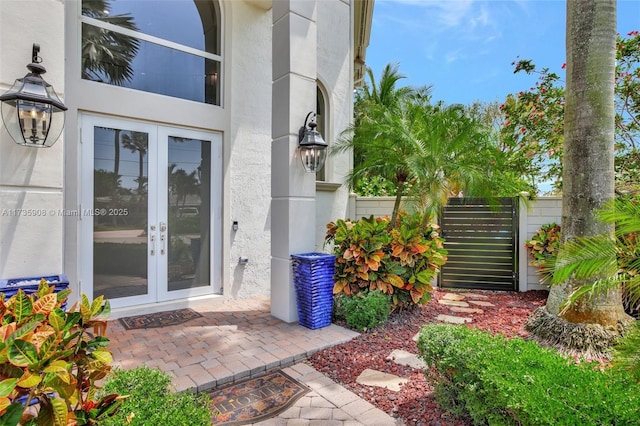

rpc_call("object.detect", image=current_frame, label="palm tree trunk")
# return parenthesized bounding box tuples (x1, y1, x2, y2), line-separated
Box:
(527, 0, 631, 355)
(113, 129, 120, 176)
(390, 180, 405, 228)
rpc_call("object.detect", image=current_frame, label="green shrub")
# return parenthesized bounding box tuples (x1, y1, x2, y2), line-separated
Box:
(325, 212, 447, 310)
(417, 324, 640, 425)
(99, 366, 211, 426)
(334, 290, 391, 331)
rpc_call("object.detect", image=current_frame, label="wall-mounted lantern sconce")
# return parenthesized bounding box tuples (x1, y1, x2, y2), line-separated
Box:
(0, 44, 67, 148)
(298, 112, 327, 173)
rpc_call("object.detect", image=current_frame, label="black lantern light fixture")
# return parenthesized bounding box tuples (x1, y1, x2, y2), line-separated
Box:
(0, 44, 67, 148)
(298, 112, 328, 173)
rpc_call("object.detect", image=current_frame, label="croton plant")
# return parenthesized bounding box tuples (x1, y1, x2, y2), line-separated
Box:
(525, 222, 562, 268)
(0, 279, 122, 426)
(325, 212, 448, 309)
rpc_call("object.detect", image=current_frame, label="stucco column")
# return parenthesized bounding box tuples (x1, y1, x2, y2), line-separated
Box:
(271, 0, 318, 322)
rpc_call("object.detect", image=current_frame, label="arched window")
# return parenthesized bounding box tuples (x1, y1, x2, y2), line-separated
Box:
(81, 0, 222, 105)
(316, 85, 328, 181)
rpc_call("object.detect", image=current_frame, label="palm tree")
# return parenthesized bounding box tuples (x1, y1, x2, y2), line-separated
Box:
(335, 63, 423, 227)
(81, 0, 140, 85)
(543, 196, 640, 369)
(82, 0, 139, 184)
(335, 63, 504, 227)
(122, 132, 148, 194)
(168, 163, 200, 213)
(526, 0, 633, 356)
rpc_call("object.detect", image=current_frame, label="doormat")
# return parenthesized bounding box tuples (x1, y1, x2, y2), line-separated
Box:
(118, 308, 202, 330)
(209, 370, 310, 425)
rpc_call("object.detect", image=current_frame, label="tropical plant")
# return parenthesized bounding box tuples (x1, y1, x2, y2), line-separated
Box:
(0, 280, 120, 426)
(81, 0, 139, 86)
(525, 0, 633, 357)
(122, 132, 148, 194)
(539, 197, 640, 362)
(336, 63, 425, 227)
(337, 63, 525, 227)
(325, 212, 447, 309)
(82, 0, 140, 192)
(501, 31, 640, 193)
(525, 222, 561, 277)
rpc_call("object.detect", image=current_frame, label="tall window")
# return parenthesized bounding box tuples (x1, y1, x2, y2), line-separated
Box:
(81, 0, 221, 105)
(316, 85, 328, 181)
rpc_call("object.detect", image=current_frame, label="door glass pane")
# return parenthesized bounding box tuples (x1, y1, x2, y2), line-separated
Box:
(93, 126, 149, 299)
(167, 136, 211, 291)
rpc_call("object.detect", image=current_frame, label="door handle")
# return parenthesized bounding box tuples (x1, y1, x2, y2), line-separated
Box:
(150, 225, 156, 256)
(160, 222, 167, 255)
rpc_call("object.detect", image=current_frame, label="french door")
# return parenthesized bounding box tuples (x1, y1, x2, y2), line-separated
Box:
(81, 115, 221, 308)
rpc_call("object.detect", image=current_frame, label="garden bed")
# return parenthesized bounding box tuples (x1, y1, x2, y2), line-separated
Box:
(308, 288, 548, 425)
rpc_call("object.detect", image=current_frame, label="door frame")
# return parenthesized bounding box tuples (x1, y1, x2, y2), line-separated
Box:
(79, 114, 222, 309)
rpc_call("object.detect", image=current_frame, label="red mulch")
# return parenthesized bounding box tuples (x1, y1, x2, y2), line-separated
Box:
(308, 288, 549, 426)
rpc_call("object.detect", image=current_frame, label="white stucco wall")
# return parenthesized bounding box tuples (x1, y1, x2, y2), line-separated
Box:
(0, 0, 66, 280)
(0, 0, 356, 313)
(519, 197, 562, 291)
(226, 1, 274, 298)
(315, 0, 353, 251)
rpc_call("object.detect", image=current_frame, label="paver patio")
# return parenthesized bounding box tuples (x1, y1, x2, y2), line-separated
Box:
(107, 295, 402, 425)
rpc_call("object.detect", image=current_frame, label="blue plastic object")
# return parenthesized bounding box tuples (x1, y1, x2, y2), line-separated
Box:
(291, 253, 335, 330)
(0, 274, 69, 304)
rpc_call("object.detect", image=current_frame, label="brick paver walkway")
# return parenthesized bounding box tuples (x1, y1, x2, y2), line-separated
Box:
(107, 296, 401, 425)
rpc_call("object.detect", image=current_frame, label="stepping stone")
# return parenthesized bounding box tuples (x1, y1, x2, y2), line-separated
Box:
(436, 314, 472, 324)
(450, 306, 484, 314)
(386, 349, 427, 370)
(438, 299, 469, 307)
(468, 300, 495, 307)
(441, 293, 466, 301)
(461, 292, 489, 299)
(356, 368, 408, 392)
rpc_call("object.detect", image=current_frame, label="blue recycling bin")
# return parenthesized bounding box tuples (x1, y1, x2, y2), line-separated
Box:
(0, 274, 70, 307)
(291, 253, 336, 330)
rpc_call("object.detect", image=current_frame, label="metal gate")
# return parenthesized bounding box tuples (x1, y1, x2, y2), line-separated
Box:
(439, 198, 518, 291)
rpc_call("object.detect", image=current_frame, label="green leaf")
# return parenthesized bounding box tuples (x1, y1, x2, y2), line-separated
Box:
(48, 309, 65, 332)
(50, 396, 68, 426)
(12, 292, 33, 324)
(0, 379, 18, 398)
(91, 348, 113, 365)
(0, 402, 23, 426)
(386, 274, 405, 288)
(55, 289, 71, 304)
(8, 340, 39, 367)
(63, 312, 82, 332)
(416, 269, 435, 284)
(38, 334, 59, 363)
(90, 295, 105, 317)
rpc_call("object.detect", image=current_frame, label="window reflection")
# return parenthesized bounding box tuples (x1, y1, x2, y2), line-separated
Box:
(81, 0, 221, 105)
(93, 126, 149, 300)
(168, 137, 211, 291)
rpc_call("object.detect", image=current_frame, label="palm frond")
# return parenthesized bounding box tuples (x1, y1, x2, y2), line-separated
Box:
(551, 235, 618, 284)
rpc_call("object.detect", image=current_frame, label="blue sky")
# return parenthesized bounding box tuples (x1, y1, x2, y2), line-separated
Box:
(366, 0, 640, 105)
